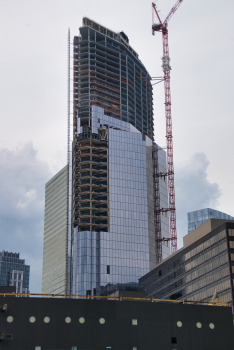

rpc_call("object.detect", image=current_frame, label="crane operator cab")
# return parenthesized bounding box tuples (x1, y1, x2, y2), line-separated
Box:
(152, 23, 162, 34)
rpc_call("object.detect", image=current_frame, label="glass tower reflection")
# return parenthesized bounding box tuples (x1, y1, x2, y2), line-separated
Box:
(72, 107, 168, 296)
(187, 208, 234, 233)
(71, 17, 170, 296)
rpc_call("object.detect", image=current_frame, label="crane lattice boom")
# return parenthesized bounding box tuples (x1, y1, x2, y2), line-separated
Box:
(152, 1, 184, 258)
(164, 0, 184, 24)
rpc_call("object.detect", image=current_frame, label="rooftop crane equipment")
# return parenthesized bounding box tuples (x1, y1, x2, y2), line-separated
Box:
(152, 0, 184, 258)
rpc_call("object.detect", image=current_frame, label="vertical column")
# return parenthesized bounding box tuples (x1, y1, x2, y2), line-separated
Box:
(90, 137, 92, 231)
(153, 143, 162, 263)
(67, 28, 73, 295)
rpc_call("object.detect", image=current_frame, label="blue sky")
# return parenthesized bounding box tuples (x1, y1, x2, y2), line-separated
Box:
(0, 0, 233, 292)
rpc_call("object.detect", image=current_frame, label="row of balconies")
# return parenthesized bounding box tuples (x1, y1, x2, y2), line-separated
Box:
(90, 96, 120, 111)
(79, 180, 107, 185)
(78, 203, 108, 209)
(78, 144, 108, 150)
(79, 174, 107, 179)
(90, 70, 120, 88)
(78, 141, 108, 147)
(79, 158, 107, 164)
(79, 189, 107, 195)
(79, 198, 107, 202)
(79, 205, 108, 209)
(78, 41, 119, 63)
(90, 78, 119, 92)
(79, 208, 108, 214)
(89, 53, 119, 70)
(74, 198, 108, 207)
(94, 45, 120, 62)
(78, 65, 120, 84)
(78, 168, 107, 173)
(89, 91, 120, 105)
(78, 175, 107, 181)
(79, 212, 108, 218)
(79, 181, 107, 186)
(80, 192, 107, 198)
(75, 151, 108, 158)
(78, 166, 107, 171)
(79, 189, 107, 194)
(77, 168, 107, 175)
(90, 85, 119, 99)
(79, 184, 107, 190)
(89, 57, 119, 75)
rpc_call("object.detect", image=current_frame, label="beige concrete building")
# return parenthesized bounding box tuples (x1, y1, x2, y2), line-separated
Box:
(140, 219, 234, 312)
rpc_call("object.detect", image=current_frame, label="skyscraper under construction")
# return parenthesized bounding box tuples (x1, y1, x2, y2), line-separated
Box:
(42, 17, 170, 296)
(69, 18, 170, 296)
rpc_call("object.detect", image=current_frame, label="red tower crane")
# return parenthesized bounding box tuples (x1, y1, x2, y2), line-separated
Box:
(152, 0, 184, 256)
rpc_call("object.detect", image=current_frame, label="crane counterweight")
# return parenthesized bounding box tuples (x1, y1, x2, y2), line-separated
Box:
(152, 23, 162, 31)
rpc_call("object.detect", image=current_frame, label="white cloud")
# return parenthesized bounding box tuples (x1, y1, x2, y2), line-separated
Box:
(0, 142, 53, 293)
(175, 152, 222, 248)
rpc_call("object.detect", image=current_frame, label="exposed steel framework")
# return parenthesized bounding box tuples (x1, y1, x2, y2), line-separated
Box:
(152, 0, 184, 256)
(152, 143, 162, 264)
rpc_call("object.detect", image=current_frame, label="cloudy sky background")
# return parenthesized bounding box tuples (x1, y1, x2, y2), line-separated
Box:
(0, 0, 233, 292)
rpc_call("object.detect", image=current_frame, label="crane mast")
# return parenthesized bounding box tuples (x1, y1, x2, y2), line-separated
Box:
(162, 28, 177, 255)
(152, 0, 183, 257)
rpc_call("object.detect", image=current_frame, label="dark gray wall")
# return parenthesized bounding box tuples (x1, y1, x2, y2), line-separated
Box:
(0, 297, 233, 350)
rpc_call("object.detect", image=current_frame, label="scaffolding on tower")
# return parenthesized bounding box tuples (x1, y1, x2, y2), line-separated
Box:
(152, 0, 184, 261)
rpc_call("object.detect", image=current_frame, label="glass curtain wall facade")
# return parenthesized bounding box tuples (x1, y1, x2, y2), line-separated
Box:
(71, 18, 169, 296)
(140, 221, 234, 311)
(188, 208, 234, 233)
(72, 106, 169, 296)
(42, 165, 68, 295)
(0, 251, 30, 293)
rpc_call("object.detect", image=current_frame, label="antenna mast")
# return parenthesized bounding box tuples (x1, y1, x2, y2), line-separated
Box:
(67, 28, 70, 164)
(67, 28, 73, 294)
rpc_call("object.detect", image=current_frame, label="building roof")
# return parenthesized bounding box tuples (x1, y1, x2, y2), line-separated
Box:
(183, 219, 234, 248)
(141, 219, 234, 279)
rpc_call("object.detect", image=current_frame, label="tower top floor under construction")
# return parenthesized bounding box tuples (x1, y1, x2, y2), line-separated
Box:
(73, 17, 154, 141)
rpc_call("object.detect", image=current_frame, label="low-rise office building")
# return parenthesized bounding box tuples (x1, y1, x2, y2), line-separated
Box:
(139, 219, 234, 308)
